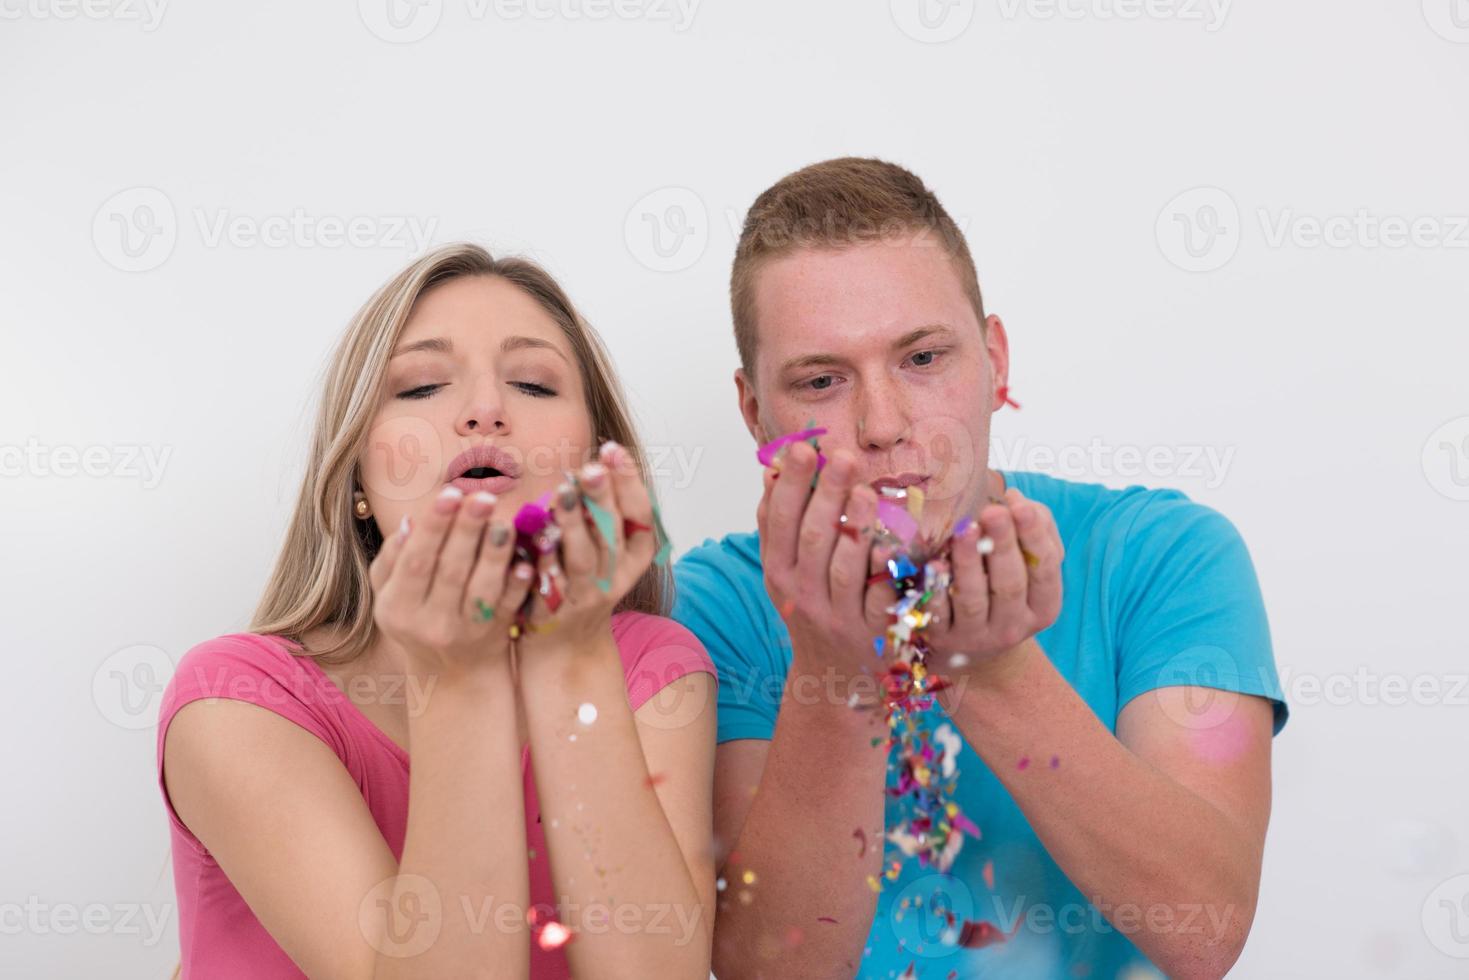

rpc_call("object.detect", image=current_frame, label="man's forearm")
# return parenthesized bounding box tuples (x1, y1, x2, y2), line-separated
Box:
(943, 640, 1264, 978)
(714, 657, 890, 979)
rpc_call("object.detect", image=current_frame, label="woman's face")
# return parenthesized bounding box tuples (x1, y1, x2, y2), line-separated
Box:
(357, 274, 594, 538)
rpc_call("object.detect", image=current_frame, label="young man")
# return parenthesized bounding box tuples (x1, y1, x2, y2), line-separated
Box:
(672, 158, 1287, 979)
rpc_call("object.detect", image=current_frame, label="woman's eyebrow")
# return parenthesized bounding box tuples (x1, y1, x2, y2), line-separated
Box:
(500, 335, 569, 363)
(390, 335, 568, 363)
(392, 336, 452, 357)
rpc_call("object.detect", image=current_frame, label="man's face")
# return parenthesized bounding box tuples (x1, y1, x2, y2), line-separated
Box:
(736, 232, 1010, 535)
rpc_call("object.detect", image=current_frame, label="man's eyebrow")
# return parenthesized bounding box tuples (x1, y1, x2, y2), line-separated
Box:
(891, 324, 957, 350)
(776, 325, 958, 376)
(391, 334, 569, 363)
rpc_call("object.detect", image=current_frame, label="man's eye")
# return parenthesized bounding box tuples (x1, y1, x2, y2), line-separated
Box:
(512, 382, 556, 398)
(396, 383, 444, 400)
(807, 375, 835, 391)
(910, 350, 941, 367)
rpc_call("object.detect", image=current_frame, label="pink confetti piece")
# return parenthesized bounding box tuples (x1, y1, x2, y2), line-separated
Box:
(1017, 756, 1030, 771)
(817, 916, 838, 924)
(982, 859, 994, 890)
(756, 427, 828, 468)
(876, 499, 919, 547)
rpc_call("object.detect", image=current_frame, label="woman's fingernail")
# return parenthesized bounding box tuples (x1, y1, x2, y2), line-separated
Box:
(489, 523, 510, 547)
(557, 483, 579, 510)
(515, 563, 534, 580)
(582, 462, 607, 487)
(398, 515, 412, 540)
(600, 441, 623, 466)
(468, 491, 497, 516)
(436, 485, 463, 513)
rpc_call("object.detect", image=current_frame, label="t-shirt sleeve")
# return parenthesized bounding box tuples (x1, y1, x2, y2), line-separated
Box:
(1113, 493, 1288, 734)
(672, 545, 782, 744)
(155, 634, 345, 848)
(617, 614, 718, 712)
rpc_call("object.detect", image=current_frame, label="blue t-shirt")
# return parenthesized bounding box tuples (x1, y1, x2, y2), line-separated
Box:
(672, 470, 1287, 979)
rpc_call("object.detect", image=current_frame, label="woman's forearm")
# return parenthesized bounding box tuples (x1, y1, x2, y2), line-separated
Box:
(374, 664, 530, 980)
(518, 633, 711, 978)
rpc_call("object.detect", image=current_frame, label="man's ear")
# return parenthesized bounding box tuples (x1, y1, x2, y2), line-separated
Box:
(734, 367, 765, 445)
(984, 314, 1012, 409)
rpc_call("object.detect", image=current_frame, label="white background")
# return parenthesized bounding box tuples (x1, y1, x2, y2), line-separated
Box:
(3, 0, 1467, 976)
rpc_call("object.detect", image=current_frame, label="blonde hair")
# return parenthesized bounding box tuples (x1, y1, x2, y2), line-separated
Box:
(251, 243, 672, 664)
(731, 157, 985, 380)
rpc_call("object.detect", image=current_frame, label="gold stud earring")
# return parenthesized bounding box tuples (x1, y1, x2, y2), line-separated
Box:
(353, 493, 371, 520)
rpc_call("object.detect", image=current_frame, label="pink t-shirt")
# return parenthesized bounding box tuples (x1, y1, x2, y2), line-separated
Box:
(156, 612, 715, 979)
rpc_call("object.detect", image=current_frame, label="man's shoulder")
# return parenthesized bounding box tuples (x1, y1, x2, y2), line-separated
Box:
(1002, 470, 1233, 548)
(674, 530, 764, 582)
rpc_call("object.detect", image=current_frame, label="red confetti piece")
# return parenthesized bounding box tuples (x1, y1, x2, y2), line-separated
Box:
(1017, 756, 1030, 771)
(996, 385, 1021, 410)
(853, 827, 867, 858)
(958, 919, 1011, 949)
(644, 772, 668, 788)
(623, 517, 654, 537)
(982, 859, 994, 890)
(539, 570, 564, 613)
(817, 916, 838, 924)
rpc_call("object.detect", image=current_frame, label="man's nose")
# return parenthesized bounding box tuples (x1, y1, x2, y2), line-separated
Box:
(856, 380, 911, 452)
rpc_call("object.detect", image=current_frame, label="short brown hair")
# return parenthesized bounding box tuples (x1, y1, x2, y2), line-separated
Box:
(730, 157, 985, 379)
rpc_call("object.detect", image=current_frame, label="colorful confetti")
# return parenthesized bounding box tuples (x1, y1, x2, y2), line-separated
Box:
(868, 488, 979, 875)
(503, 459, 676, 633)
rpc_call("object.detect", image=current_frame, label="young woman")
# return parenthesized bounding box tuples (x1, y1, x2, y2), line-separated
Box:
(156, 244, 717, 978)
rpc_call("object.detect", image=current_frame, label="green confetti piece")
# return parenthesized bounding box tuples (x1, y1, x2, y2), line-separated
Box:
(582, 494, 618, 593)
(474, 598, 495, 622)
(650, 500, 674, 566)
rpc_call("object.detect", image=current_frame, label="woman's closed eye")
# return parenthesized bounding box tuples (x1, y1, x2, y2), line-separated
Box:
(394, 380, 557, 400)
(512, 381, 557, 398)
(396, 383, 444, 400)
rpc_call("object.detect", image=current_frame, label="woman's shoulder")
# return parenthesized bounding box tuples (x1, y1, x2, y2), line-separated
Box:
(163, 632, 310, 701)
(158, 632, 344, 748)
(609, 612, 718, 712)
